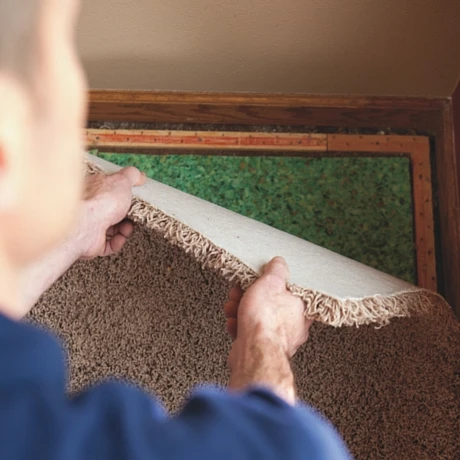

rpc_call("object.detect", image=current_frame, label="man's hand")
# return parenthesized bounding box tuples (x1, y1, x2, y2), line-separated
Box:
(78, 167, 146, 259)
(224, 257, 313, 404)
(21, 167, 146, 315)
(225, 257, 312, 357)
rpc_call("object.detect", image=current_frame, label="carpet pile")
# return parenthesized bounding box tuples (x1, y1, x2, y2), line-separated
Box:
(30, 225, 460, 459)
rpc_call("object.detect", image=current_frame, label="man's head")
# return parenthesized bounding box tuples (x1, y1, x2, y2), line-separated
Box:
(0, 0, 87, 267)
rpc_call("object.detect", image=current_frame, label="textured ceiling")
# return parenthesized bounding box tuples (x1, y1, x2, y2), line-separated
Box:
(78, 0, 460, 97)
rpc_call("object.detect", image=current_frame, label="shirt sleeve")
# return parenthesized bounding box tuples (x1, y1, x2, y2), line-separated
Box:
(57, 382, 351, 460)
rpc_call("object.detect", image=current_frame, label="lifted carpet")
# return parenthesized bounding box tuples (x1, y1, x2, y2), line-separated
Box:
(30, 226, 460, 460)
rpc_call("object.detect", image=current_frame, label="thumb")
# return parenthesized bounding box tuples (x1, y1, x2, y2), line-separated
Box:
(118, 166, 147, 187)
(262, 256, 290, 282)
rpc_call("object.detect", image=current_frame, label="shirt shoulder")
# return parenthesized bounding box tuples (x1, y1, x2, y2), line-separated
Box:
(0, 313, 65, 390)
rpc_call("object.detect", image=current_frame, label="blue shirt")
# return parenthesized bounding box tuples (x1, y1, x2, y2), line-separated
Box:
(0, 313, 350, 460)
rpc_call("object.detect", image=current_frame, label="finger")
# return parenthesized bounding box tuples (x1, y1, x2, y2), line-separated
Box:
(229, 286, 243, 302)
(118, 219, 134, 238)
(263, 256, 290, 281)
(118, 166, 146, 187)
(224, 300, 239, 318)
(103, 234, 128, 256)
(106, 219, 134, 239)
(106, 225, 117, 238)
(226, 318, 238, 340)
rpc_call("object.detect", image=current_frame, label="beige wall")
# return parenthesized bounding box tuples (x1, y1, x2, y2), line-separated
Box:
(77, 0, 460, 97)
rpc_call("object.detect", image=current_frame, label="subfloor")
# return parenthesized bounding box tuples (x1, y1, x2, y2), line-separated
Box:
(30, 224, 460, 460)
(95, 152, 416, 283)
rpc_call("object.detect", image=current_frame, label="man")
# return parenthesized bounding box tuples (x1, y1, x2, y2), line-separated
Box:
(0, 0, 350, 458)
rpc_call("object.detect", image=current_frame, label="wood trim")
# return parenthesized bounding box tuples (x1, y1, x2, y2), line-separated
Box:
(87, 90, 460, 316)
(452, 79, 460, 203)
(85, 129, 436, 292)
(89, 90, 446, 108)
(85, 129, 327, 152)
(88, 90, 444, 131)
(435, 102, 460, 318)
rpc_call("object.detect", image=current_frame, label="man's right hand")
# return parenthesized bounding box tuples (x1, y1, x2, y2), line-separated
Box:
(224, 257, 313, 404)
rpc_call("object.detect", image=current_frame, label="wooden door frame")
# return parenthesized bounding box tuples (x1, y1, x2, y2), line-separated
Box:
(86, 91, 460, 316)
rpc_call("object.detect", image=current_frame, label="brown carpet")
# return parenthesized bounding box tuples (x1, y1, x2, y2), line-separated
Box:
(30, 225, 460, 459)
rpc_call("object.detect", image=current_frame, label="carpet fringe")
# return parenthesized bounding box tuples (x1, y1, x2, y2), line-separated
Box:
(86, 160, 451, 328)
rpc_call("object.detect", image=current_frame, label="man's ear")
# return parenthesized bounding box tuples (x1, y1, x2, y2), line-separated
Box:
(0, 74, 32, 212)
